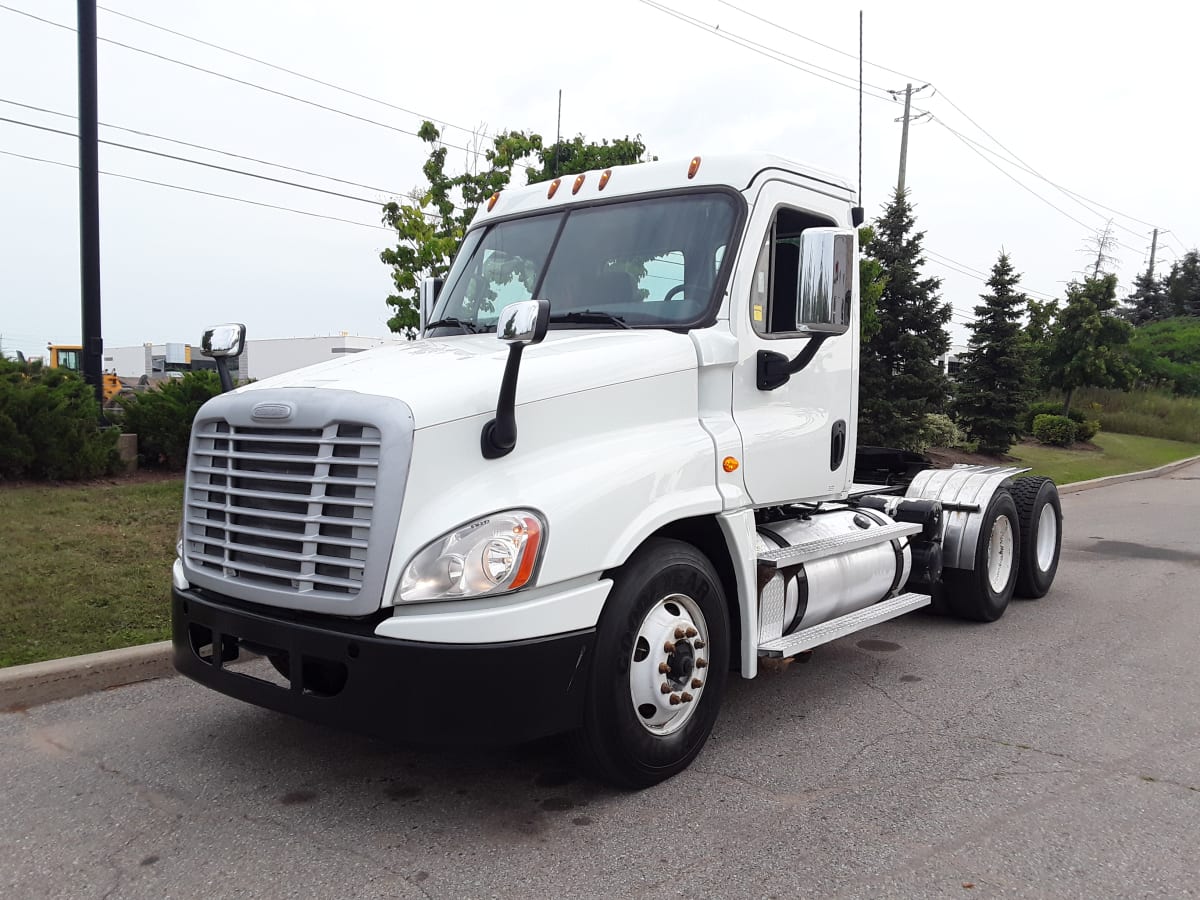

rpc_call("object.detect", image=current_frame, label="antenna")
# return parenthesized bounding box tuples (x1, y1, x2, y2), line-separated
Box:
(858, 10, 863, 207)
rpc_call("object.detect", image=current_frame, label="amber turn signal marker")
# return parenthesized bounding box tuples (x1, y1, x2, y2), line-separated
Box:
(547, 178, 561, 199)
(487, 192, 500, 211)
(722, 456, 739, 472)
(598, 169, 612, 190)
(572, 173, 586, 194)
(687, 156, 702, 179)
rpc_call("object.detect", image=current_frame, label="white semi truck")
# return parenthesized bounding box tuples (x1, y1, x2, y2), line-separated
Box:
(173, 154, 1062, 787)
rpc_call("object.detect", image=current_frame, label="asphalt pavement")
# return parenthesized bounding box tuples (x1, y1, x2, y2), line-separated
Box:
(2, 462, 1198, 899)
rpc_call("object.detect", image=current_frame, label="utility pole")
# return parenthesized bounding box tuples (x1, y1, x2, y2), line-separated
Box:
(1147, 227, 1159, 278)
(893, 83, 930, 196)
(78, 0, 104, 407)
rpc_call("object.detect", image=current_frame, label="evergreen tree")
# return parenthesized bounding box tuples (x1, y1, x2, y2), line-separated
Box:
(1164, 250, 1200, 318)
(1045, 274, 1136, 414)
(859, 191, 952, 449)
(1121, 269, 1170, 325)
(955, 251, 1029, 455)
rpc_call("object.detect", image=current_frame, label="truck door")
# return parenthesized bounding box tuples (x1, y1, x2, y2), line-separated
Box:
(730, 183, 858, 505)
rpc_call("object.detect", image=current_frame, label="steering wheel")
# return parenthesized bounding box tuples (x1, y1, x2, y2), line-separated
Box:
(663, 283, 689, 302)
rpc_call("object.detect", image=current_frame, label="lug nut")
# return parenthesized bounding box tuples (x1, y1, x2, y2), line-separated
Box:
(692, 678, 704, 689)
(685, 627, 698, 638)
(696, 658, 708, 669)
(694, 639, 706, 649)
(660, 682, 672, 694)
(669, 693, 681, 706)
(674, 626, 686, 639)
(681, 692, 694, 703)
(658, 662, 670, 674)
(664, 641, 676, 653)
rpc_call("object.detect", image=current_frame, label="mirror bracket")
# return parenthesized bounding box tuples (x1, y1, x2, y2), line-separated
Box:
(481, 300, 551, 458)
(756, 333, 833, 391)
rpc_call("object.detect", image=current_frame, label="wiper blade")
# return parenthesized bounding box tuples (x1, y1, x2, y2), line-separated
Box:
(546, 310, 631, 329)
(424, 317, 478, 334)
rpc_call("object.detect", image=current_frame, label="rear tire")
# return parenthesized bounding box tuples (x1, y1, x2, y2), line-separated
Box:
(941, 489, 1020, 622)
(1011, 476, 1062, 599)
(574, 538, 729, 789)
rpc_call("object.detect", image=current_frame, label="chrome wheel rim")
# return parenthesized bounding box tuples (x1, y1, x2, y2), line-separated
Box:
(987, 515, 1015, 593)
(629, 593, 709, 736)
(1036, 503, 1057, 572)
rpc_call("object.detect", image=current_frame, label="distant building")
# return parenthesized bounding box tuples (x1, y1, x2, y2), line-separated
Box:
(104, 334, 404, 383)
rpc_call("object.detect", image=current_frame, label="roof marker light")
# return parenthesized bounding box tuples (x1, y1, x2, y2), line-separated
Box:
(547, 178, 561, 199)
(688, 156, 702, 179)
(487, 192, 500, 211)
(572, 173, 586, 194)
(598, 169, 613, 190)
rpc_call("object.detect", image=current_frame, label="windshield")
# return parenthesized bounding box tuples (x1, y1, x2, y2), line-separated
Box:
(428, 192, 740, 333)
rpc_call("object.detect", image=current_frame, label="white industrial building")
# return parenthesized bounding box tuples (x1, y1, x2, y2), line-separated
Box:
(104, 334, 405, 383)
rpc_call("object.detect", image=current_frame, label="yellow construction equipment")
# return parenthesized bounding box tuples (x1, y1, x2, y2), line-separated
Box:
(47, 344, 123, 402)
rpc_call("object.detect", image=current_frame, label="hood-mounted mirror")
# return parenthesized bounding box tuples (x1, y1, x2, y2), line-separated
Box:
(481, 300, 551, 459)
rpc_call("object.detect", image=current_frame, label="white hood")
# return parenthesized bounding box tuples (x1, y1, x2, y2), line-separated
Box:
(234, 330, 701, 428)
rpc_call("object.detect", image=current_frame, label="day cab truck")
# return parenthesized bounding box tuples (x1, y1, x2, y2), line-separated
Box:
(172, 153, 1063, 787)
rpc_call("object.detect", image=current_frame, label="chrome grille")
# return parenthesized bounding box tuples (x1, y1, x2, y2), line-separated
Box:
(185, 421, 380, 598)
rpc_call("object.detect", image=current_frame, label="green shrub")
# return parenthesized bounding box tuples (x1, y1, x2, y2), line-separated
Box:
(916, 413, 968, 452)
(119, 371, 221, 469)
(0, 359, 120, 481)
(1023, 400, 1091, 434)
(1074, 418, 1100, 442)
(1032, 414, 1077, 446)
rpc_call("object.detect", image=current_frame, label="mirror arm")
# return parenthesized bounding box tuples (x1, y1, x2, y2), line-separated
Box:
(756, 333, 834, 391)
(480, 343, 526, 459)
(214, 357, 235, 393)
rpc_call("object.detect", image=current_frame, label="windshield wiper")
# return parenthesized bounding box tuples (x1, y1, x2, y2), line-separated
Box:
(424, 317, 479, 334)
(546, 310, 631, 329)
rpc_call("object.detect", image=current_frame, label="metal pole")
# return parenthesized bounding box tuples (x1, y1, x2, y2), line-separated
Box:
(897, 82, 912, 196)
(554, 89, 562, 178)
(78, 0, 104, 406)
(858, 11, 863, 207)
(1148, 228, 1158, 278)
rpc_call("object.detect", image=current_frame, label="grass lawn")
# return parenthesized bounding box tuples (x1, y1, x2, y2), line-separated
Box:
(1009, 432, 1200, 485)
(0, 477, 183, 667)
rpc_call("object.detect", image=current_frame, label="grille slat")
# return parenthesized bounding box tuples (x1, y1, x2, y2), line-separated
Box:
(186, 420, 379, 600)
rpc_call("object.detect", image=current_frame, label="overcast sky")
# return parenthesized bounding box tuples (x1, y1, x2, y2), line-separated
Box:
(1, 0, 1196, 360)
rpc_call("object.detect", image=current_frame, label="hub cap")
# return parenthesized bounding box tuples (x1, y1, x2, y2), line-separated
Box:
(1036, 503, 1057, 572)
(629, 593, 709, 735)
(986, 514, 1015, 593)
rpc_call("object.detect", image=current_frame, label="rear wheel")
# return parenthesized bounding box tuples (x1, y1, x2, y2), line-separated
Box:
(1012, 476, 1062, 598)
(941, 489, 1020, 622)
(574, 538, 729, 788)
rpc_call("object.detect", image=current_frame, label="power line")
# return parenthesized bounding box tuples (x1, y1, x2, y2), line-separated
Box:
(0, 147, 390, 231)
(0, 3, 482, 156)
(634, 0, 899, 103)
(93, 4, 491, 143)
(0, 97, 406, 197)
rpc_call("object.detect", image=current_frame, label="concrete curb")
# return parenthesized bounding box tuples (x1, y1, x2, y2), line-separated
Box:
(1057, 452, 1200, 494)
(5, 453, 1200, 713)
(1, 641, 174, 712)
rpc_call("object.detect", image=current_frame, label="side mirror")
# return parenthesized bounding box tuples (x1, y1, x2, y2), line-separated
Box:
(419, 277, 443, 334)
(796, 227, 855, 335)
(200, 323, 246, 393)
(201, 323, 246, 358)
(495, 299, 550, 345)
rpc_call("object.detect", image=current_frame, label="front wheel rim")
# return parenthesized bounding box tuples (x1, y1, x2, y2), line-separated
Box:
(987, 515, 1015, 593)
(629, 592, 709, 736)
(1035, 503, 1058, 572)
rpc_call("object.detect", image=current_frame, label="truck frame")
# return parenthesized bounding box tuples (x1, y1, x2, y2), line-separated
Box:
(171, 154, 1062, 787)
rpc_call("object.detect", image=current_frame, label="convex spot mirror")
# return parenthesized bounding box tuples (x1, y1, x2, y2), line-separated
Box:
(496, 299, 551, 345)
(795, 227, 855, 335)
(201, 323, 247, 358)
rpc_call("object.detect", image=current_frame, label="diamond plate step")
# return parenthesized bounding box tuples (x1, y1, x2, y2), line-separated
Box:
(757, 521, 923, 570)
(757, 591, 932, 658)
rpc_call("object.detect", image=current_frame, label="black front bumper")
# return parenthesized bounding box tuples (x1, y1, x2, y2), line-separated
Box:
(172, 587, 595, 745)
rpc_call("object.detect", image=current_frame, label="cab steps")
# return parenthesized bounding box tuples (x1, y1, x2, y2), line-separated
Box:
(756, 521, 922, 571)
(757, 591, 931, 658)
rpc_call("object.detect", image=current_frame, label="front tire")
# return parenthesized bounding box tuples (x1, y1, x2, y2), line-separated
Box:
(941, 489, 1020, 622)
(1011, 476, 1062, 599)
(575, 538, 729, 788)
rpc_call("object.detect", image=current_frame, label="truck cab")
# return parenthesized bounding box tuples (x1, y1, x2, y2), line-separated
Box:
(172, 153, 1062, 787)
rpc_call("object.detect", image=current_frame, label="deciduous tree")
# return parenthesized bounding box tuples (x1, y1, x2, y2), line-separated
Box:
(1045, 274, 1135, 414)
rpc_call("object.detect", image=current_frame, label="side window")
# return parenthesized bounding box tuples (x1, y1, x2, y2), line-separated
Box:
(750, 206, 838, 337)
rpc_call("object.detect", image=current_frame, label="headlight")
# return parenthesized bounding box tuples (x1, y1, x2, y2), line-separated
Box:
(398, 510, 545, 603)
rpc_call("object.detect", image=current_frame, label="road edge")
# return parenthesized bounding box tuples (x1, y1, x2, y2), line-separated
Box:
(5, 453, 1199, 712)
(1, 641, 174, 712)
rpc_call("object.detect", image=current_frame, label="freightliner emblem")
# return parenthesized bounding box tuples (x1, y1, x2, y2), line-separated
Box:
(252, 402, 293, 420)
